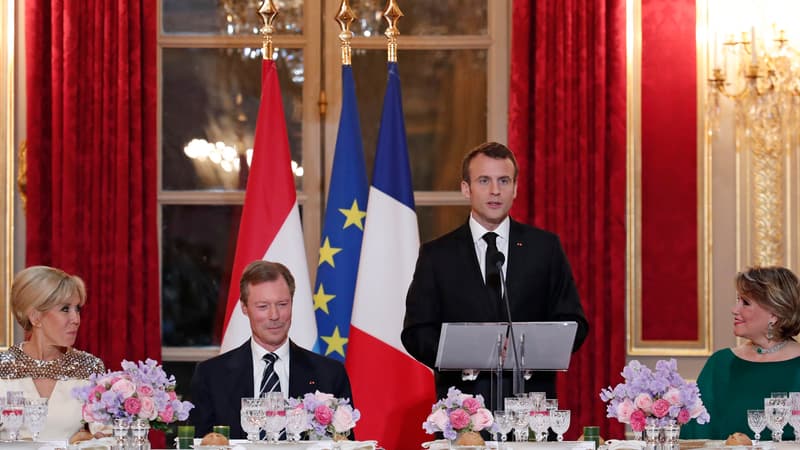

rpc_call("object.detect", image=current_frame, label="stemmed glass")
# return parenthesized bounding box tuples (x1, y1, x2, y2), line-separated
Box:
(529, 411, 549, 442)
(240, 397, 264, 442)
(789, 392, 800, 442)
(492, 410, 513, 449)
(263, 392, 287, 443)
(765, 397, 789, 442)
(23, 398, 48, 441)
(2, 391, 25, 442)
(549, 410, 570, 442)
(747, 409, 767, 443)
(285, 406, 309, 441)
(504, 397, 530, 442)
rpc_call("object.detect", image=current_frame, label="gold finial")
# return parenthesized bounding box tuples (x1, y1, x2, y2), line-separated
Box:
(258, 0, 279, 60)
(335, 0, 357, 65)
(382, 0, 403, 62)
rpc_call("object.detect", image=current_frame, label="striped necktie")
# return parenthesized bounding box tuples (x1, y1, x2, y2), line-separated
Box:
(259, 352, 280, 397)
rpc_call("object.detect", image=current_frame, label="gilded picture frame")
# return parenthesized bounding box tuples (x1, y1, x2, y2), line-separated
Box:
(0, 0, 15, 349)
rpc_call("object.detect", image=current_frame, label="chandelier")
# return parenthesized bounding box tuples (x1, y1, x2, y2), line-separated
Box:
(706, 1, 800, 266)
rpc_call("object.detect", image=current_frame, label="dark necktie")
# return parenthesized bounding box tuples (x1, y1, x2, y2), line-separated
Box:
(259, 352, 280, 397)
(483, 232, 502, 304)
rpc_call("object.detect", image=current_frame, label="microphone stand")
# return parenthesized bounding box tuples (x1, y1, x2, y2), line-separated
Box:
(494, 253, 524, 396)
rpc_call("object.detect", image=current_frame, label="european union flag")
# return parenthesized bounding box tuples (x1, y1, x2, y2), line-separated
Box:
(312, 65, 368, 361)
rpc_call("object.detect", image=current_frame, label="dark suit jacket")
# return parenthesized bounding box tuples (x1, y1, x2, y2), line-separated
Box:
(189, 339, 353, 439)
(401, 219, 589, 406)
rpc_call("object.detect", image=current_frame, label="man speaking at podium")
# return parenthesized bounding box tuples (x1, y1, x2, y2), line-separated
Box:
(401, 142, 589, 405)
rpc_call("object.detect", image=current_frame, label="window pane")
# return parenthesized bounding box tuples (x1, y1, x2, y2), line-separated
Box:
(349, 0, 487, 36)
(162, 48, 304, 191)
(352, 49, 487, 191)
(161, 205, 242, 346)
(417, 204, 472, 243)
(162, 0, 303, 35)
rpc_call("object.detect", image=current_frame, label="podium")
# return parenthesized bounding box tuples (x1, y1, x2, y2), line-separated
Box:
(434, 321, 577, 409)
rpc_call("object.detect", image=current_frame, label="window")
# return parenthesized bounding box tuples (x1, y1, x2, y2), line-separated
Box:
(158, 0, 509, 396)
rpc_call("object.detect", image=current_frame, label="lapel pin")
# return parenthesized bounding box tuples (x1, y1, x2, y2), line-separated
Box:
(516, 242, 523, 247)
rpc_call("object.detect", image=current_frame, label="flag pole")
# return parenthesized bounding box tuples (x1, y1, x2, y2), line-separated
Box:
(258, 0, 279, 60)
(336, 0, 356, 66)
(382, 0, 403, 63)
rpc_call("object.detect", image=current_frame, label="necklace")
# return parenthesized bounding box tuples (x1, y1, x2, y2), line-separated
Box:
(755, 340, 788, 354)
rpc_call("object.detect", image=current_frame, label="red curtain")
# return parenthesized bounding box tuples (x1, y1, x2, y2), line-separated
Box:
(509, 0, 627, 439)
(25, 0, 160, 367)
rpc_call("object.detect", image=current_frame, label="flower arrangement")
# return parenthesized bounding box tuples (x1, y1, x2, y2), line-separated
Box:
(422, 387, 494, 441)
(289, 390, 360, 439)
(72, 359, 194, 431)
(599, 359, 710, 432)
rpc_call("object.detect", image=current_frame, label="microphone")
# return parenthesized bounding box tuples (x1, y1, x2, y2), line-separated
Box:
(494, 251, 523, 395)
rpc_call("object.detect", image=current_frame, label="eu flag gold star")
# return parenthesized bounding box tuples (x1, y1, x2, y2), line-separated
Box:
(339, 199, 367, 230)
(313, 284, 336, 314)
(321, 326, 348, 358)
(318, 237, 342, 267)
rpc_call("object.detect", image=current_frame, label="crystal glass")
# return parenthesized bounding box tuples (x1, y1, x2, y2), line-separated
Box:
(492, 410, 513, 448)
(263, 392, 287, 443)
(748, 409, 767, 443)
(240, 397, 264, 442)
(789, 392, 800, 442)
(527, 392, 546, 413)
(765, 397, 789, 442)
(2, 391, 25, 441)
(23, 398, 48, 441)
(529, 411, 549, 442)
(549, 410, 571, 442)
(504, 396, 530, 442)
(285, 406, 308, 442)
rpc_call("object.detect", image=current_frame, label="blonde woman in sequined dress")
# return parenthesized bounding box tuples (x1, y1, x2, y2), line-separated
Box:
(0, 265, 106, 442)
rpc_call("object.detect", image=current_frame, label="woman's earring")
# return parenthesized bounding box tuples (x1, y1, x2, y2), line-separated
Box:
(767, 321, 775, 341)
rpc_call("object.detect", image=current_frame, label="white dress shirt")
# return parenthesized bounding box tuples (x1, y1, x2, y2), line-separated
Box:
(468, 214, 510, 285)
(250, 338, 290, 398)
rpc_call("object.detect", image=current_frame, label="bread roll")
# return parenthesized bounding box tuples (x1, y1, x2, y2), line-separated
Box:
(69, 429, 94, 444)
(725, 432, 752, 446)
(200, 431, 229, 446)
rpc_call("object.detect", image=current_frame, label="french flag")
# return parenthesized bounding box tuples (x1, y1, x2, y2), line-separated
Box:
(219, 59, 317, 354)
(345, 61, 436, 450)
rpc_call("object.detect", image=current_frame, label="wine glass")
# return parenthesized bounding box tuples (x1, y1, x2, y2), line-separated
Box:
(285, 406, 308, 441)
(765, 397, 789, 442)
(789, 392, 800, 442)
(23, 398, 48, 441)
(748, 409, 767, 443)
(504, 396, 530, 442)
(3, 391, 25, 442)
(240, 397, 264, 442)
(492, 411, 513, 450)
(263, 392, 287, 442)
(549, 409, 570, 442)
(529, 411, 549, 442)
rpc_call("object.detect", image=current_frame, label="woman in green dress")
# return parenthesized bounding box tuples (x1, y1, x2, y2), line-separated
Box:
(681, 266, 800, 440)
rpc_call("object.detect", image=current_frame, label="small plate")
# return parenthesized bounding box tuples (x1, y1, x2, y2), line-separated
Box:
(192, 445, 235, 450)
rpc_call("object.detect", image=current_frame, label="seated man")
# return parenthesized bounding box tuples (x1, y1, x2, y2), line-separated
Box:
(190, 260, 353, 439)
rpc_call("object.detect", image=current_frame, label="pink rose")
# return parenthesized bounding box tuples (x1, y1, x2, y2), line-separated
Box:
(630, 409, 646, 432)
(168, 391, 177, 401)
(90, 384, 107, 400)
(677, 408, 691, 424)
(634, 393, 654, 413)
(124, 397, 142, 415)
(449, 409, 471, 431)
(332, 407, 356, 433)
(137, 385, 154, 397)
(159, 404, 174, 423)
(315, 405, 333, 426)
(689, 400, 706, 419)
(140, 397, 157, 420)
(427, 408, 449, 431)
(462, 398, 481, 415)
(616, 398, 635, 423)
(663, 388, 681, 406)
(82, 404, 96, 423)
(470, 408, 494, 432)
(652, 398, 670, 418)
(111, 379, 136, 398)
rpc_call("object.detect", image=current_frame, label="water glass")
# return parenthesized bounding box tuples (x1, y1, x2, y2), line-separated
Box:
(263, 392, 287, 442)
(23, 398, 48, 441)
(492, 410, 513, 447)
(765, 397, 789, 442)
(3, 391, 25, 442)
(240, 397, 264, 442)
(504, 396, 530, 442)
(789, 392, 800, 442)
(747, 409, 767, 443)
(285, 406, 308, 441)
(549, 409, 570, 442)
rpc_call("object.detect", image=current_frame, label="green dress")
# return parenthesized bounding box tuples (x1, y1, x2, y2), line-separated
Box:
(680, 348, 800, 439)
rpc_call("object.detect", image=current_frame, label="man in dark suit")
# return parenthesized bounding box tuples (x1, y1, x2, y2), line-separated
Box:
(190, 260, 353, 439)
(401, 142, 589, 409)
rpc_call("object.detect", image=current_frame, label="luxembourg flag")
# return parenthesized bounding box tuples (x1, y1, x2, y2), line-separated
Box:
(345, 62, 436, 449)
(219, 59, 317, 354)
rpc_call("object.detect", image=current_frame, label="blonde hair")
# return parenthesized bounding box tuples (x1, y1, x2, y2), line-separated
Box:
(735, 266, 800, 340)
(11, 266, 86, 331)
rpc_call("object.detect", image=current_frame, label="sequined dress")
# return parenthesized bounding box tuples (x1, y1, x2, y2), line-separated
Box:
(0, 343, 105, 442)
